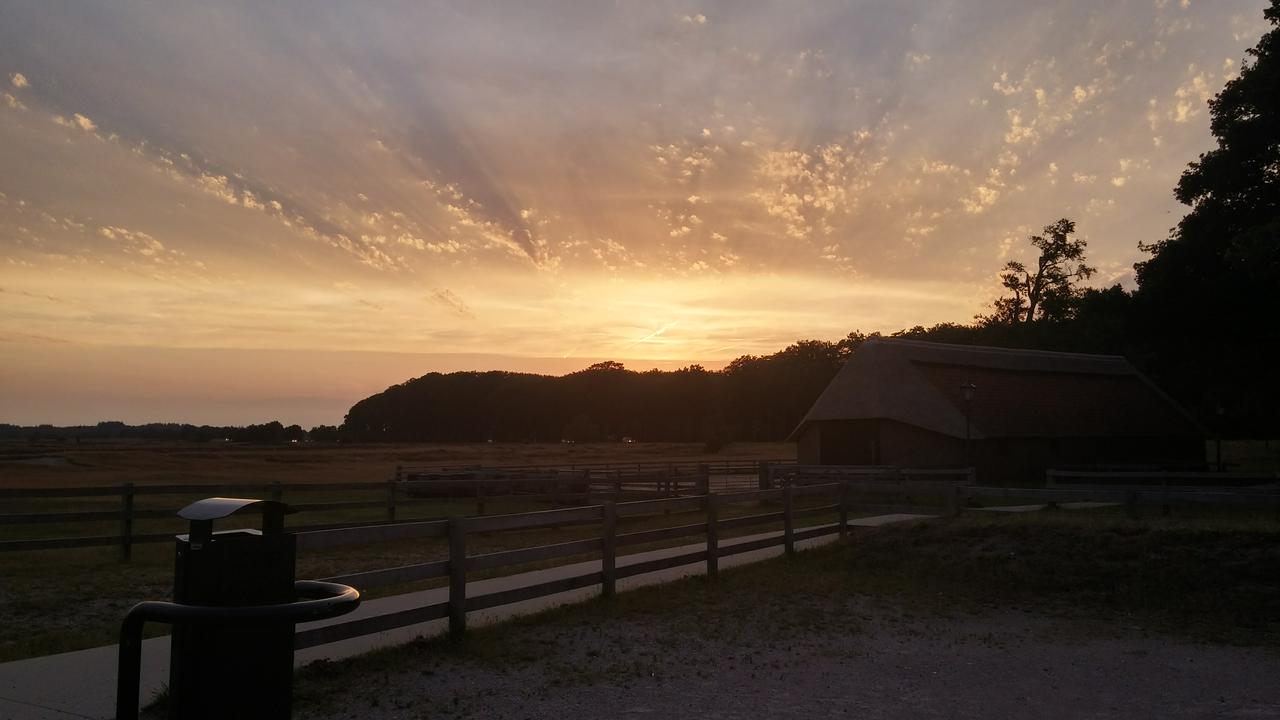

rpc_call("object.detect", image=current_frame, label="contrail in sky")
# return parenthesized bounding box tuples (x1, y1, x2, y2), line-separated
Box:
(626, 321, 678, 349)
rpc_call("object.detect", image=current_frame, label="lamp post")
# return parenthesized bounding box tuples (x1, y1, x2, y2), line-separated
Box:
(1214, 401, 1225, 472)
(961, 382, 977, 468)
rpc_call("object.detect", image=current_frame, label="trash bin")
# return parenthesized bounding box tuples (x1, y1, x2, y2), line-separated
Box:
(114, 498, 359, 720)
(169, 498, 298, 719)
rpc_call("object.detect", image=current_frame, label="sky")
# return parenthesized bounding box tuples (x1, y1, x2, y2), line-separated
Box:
(0, 0, 1271, 426)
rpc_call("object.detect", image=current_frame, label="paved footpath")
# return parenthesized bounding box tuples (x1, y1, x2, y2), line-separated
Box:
(0, 514, 933, 720)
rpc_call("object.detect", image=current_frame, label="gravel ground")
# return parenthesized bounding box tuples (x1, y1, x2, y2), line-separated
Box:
(297, 596, 1280, 720)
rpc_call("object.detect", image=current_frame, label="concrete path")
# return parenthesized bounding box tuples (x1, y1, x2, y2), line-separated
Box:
(973, 501, 1120, 513)
(0, 513, 933, 720)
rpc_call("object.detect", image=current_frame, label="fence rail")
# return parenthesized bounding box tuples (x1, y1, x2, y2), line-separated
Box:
(293, 481, 852, 649)
(393, 457, 795, 481)
(0, 472, 710, 558)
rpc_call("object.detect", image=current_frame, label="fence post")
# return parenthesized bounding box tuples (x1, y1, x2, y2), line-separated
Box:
(386, 479, 397, 522)
(118, 483, 134, 563)
(758, 462, 771, 490)
(951, 485, 965, 517)
(602, 502, 617, 599)
(838, 480, 849, 539)
(395, 464, 403, 482)
(270, 481, 283, 504)
(706, 494, 719, 578)
(1127, 489, 1141, 518)
(696, 463, 710, 495)
(783, 483, 795, 556)
(448, 518, 467, 639)
(476, 483, 486, 516)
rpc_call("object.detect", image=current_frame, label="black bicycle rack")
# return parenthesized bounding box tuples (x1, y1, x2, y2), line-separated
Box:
(115, 498, 360, 720)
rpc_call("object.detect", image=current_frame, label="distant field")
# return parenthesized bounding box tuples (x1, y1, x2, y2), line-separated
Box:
(0, 440, 795, 489)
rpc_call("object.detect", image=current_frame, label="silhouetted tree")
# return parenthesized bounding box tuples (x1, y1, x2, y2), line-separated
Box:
(1133, 0, 1280, 433)
(309, 425, 340, 442)
(988, 219, 1095, 325)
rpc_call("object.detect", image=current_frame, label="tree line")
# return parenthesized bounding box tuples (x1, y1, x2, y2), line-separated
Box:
(0, 420, 327, 444)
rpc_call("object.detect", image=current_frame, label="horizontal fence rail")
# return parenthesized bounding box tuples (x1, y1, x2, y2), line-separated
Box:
(0, 468, 717, 558)
(293, 481, 866, 649)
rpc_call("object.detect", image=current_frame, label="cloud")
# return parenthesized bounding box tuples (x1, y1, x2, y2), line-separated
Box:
(962, 185, 1000, 214)
(10, 72, 28, 88)
(52, 113, 97, 132)
(428, 288, 476, 320)
(1172, 64, 1213, 123)
(98, 225, 169, 259)
(906, 52, 931, 69)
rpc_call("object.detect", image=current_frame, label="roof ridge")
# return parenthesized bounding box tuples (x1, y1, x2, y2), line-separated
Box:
(866, 336, 1126, 362)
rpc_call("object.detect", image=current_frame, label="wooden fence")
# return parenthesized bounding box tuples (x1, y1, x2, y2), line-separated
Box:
(395, 458, 794, 482)
(9, 463, 1273, 560)
(291, 481, 852, 649)
(0, 473, 712, 559)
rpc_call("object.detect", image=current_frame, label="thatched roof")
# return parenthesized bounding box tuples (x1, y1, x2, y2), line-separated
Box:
(788, 338, 1204, 441)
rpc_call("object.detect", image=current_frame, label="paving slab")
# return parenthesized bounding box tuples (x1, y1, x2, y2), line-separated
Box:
(0, 514, 933, 720)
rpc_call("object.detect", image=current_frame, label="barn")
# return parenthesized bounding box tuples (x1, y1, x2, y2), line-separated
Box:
(787, 338, 1206, 484)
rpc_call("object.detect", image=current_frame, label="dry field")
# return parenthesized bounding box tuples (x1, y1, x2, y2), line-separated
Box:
(0, 440, 794, 489)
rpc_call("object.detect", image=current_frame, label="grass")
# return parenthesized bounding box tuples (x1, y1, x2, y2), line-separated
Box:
(839, 512, 1280, 645)
(283, 509, 1280, 716)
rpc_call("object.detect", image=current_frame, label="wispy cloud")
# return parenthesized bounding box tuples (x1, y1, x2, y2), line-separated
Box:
(428, 288, 476, 320)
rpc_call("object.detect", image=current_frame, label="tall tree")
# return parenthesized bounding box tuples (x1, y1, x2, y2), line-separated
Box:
(989, 219, 1095, 325)
(1133, 0, 1280, 432)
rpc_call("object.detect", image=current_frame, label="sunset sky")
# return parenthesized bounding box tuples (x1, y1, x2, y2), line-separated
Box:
(0, 1, 1270, 426)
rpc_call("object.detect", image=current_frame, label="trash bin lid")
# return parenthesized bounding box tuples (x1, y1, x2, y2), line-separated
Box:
(177, 497, 295, 521)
